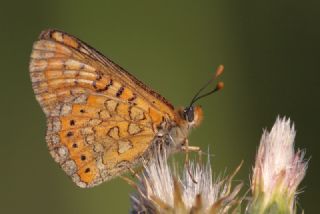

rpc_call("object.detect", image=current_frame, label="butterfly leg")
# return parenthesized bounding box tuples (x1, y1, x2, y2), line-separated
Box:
(181, 139, 201, 183)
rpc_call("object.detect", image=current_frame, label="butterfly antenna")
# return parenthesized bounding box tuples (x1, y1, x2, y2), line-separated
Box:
(189, 65, 224, 107)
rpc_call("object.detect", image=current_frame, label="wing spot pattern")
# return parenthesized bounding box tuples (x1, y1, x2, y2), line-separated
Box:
(30, 29, 176, 187)
(66, 131, 74, 137)
(107, 126, 120, 140)
(104, 99, 118, 112)
(116, 86, 124, 97)
(118, 140, 133, 154)
(130, 106, 145, 121)
(128, 123, 142, 135)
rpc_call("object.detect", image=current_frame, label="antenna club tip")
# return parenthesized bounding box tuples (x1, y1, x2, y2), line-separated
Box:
(217, 81, 224, 90)
(215, 65, 224, 77)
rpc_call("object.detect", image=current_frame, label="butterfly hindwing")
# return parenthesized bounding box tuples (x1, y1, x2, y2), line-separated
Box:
(29, 29, 175, 187)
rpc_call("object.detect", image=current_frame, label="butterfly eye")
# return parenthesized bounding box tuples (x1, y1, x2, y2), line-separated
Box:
(183, 106, 194, 122)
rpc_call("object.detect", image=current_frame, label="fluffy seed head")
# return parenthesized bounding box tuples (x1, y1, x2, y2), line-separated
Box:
(130, 150, 243, 214)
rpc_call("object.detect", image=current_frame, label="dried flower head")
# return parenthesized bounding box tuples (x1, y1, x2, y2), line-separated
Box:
(130, 150, 243, 214)
(249, 117, 308, 213)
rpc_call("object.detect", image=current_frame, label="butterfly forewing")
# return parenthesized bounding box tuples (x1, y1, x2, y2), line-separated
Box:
(30, 29, 176, 187)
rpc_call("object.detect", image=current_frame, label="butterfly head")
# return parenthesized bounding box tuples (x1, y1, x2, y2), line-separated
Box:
(181, 105, 203, 127)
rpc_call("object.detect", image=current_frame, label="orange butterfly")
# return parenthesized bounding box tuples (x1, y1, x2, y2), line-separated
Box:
(29, 29, 224, 187)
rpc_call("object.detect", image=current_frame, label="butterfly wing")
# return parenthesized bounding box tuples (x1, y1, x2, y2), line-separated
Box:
(29, 29, 176, 187)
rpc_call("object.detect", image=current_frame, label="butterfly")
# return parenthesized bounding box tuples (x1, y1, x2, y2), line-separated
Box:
(29, 29, 224, 188)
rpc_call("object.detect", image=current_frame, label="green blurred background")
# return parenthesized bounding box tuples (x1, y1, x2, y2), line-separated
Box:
(1, 0, 319, 213)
